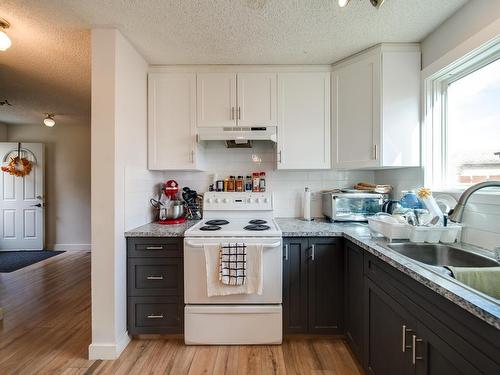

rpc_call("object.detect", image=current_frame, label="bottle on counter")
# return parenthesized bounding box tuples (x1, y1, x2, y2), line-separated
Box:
(245, 176, 253, 192)
(236, 176, 244, 192)
(227, 176, 236, 192)
(223, 179, 229, 192)
(252, 172, 260, 192)
(216, 180, 224, 192)
(303, 187, 311, 221)
(259, 172, 266, 192)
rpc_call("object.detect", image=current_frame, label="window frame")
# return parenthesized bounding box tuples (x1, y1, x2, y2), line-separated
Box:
(423, 36, 500, 191)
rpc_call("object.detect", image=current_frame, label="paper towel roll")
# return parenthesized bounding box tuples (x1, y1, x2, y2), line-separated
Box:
(303, 187, 311, 221)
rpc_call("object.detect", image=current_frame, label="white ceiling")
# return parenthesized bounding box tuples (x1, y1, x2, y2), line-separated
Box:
(0, 0, 467, 127)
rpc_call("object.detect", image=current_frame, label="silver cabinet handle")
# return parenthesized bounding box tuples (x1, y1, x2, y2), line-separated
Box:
(277, 150, 282, 163)
(238, 106, 241, 120)
(231, 107, 235, 120)
(412, 335, 423, 364)
(145, 246, 163, 250)
(373, 144, 378, 160)
(402, 325, 413, 352)
(147, 314, 164, 319)
(190, 149, 194, 163)
(309, 244, 315, 261)
(284, 244, 289, 261)
(146, 275, 164, 280)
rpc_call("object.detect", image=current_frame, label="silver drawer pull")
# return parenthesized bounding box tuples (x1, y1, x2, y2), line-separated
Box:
(147, 314, 164, 319)
(145, 246, 163, 250)
(402, 325, 413, 352)
(146, 275, 164, 280)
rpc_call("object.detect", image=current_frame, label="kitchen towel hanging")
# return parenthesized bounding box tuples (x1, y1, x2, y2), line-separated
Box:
(219, 243, 247, 286)
(203, 243, 263, 297)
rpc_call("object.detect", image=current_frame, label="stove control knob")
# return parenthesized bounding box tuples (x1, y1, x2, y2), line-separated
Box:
(247, 198, 252, 203)
(264, 198, 269, 203)
(257, 198, 263, 203)
(215, 198, 221, 203)
(223, 198, 229, 203)
(207, 198, 213, 204)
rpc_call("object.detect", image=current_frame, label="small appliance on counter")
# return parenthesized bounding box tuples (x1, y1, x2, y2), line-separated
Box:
(150, 180, 186, 225)
(322, 191, 385, 222)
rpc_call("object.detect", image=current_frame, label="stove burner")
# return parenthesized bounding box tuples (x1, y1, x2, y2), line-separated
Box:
(249, 219, 267, 225)
(199, 225, 222, 231)
(205, 220, 229, 226)
(244, 224, 271, 231)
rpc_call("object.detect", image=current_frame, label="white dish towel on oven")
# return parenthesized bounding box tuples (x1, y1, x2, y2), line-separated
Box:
(203, 243, 263, 297)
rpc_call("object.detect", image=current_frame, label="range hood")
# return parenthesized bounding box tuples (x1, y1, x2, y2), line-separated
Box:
(197, 127, 277, 143)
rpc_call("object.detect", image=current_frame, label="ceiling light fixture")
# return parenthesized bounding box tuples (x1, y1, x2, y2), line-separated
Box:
(338, 0, 385, 8)
(43, 113, 56, 127)
(0, 18, 12, 51)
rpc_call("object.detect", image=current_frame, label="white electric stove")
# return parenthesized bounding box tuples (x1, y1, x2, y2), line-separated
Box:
(183, 192, 283, 345)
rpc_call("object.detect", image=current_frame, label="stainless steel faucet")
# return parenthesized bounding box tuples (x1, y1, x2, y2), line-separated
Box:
(448, 180, 500, 223)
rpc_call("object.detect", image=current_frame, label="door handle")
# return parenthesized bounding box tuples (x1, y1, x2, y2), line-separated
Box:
(284, 244, 289, 261)
(402, 325, 413, 352)
(412, 335, 423, 365)
(31, 203, 42, 207)
(145, 246, 163, 250)
(308, 244, 315, 261)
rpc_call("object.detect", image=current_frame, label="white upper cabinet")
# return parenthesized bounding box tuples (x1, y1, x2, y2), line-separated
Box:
(197, 73, 237, 128)
(332, 44, 421, 169)
(148, 73, 203, 170)
(277, 72, 331, 170)
(237, 73, 277, 127)
(197, 72, 277, 128)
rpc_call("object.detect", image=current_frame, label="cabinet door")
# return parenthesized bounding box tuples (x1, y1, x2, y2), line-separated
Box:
(282, 238, 308, 334)
(344, 241, 365, 362)
(277, 72, 331, 169)
(365, 279, 415, 375)
(237, 73, 277, 127)
(414, 322, 482, 375)
(332, 53, 381, 169)
(148, 73, 198, 170)
(307, 238, 343, 334)
(197, 73, 237, 128)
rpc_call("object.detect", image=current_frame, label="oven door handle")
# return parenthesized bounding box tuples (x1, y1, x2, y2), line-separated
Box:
(185, 241, 282, 249)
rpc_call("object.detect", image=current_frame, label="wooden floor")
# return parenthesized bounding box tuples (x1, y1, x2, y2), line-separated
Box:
(0, 251, 363, 375)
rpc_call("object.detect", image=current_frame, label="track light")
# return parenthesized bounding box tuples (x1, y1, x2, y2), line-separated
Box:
(44, 114, 56, 127)
(0, 18, 11, 51)
(338, 0, 350, 7)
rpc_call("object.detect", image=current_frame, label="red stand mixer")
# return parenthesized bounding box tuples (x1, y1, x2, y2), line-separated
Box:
(157, 180, 186, 225)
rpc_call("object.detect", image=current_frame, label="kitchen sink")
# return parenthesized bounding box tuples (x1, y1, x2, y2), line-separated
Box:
(387, 243, 500, 268)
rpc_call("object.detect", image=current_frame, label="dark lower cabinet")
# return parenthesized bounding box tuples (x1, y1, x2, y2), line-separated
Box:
(283, 237, 343, 334)
(344, 241, 365, 362)
(365, 278, 415, 375)
(127, 237, 184, 334)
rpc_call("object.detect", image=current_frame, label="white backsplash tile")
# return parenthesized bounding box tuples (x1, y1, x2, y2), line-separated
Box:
(159, 142, 375, 218)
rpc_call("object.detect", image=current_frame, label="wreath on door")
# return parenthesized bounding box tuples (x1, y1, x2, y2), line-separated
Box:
(1, 143, 33, 177)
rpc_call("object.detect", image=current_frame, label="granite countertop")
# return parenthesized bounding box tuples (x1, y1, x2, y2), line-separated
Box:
(124, 217, 500, 329)
(125, 220, 199, 237)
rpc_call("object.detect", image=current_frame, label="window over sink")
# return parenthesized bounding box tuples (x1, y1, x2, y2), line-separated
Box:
(424, 37, 500, 189)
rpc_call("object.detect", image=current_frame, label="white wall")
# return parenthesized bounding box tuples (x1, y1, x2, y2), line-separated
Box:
(421, 0, 500, 69)
(163, 141, 374, 218)
(90, 28, 161, 360)
(6, 122, 91, 250)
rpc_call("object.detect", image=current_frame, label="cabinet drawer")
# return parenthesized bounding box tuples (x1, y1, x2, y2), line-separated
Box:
(127, 237, 182, 258)
(128, 258, 182, 296)
(128, 296, 182, 334)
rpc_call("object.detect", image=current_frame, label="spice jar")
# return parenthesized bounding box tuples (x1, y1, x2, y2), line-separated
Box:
(252, 172, 260, 192)
(227, 176, 236, 192)
(236, 176, 244, 192)
(259, 172, 266, 192)
(245, 176, 253, 191)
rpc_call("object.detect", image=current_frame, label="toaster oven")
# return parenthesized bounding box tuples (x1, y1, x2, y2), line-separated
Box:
(322, 192, 384, 222)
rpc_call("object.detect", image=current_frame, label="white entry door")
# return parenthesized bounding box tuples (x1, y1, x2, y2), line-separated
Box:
(0, 143, 44, 250)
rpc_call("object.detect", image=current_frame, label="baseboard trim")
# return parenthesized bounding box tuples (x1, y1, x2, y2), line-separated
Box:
(47, 244, 91, 251)
(88, 331, 131, 360)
